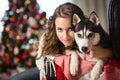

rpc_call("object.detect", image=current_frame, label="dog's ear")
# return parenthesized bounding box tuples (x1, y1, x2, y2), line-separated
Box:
(89, 11, 100, 25)
(72, 14, 81, 26)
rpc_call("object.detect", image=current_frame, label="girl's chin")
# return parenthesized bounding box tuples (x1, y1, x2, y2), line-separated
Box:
(64, 44, 71, 47)
(65, 44, 73, 48)
(63, 41, 73, 47)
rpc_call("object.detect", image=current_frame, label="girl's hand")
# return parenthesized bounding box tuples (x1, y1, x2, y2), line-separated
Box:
(90, 46, 112, 58)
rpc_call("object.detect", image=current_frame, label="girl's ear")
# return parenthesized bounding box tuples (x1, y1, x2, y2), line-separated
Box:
(89, 11, 100, 25)
(72, 14, 81, 26)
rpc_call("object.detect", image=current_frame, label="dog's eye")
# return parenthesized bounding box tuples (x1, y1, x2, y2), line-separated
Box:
(77, 34, 82, 38)
(88, 33, 95, 39)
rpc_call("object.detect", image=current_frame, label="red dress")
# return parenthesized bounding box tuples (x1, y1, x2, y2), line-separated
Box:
(53, 56, 120, 80)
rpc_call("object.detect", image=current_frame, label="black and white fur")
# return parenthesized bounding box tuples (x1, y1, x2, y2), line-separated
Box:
(70, 11, 110, 80)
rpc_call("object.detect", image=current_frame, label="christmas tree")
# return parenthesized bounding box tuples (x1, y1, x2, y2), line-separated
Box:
(0, 0, 47, 73)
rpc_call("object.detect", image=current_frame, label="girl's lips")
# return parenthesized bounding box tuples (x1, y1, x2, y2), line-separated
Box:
(63, 39, 70, 41)
(63, 39, 71, 43)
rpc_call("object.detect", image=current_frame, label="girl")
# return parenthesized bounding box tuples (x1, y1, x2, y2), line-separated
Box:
(36, 2, 112, 80)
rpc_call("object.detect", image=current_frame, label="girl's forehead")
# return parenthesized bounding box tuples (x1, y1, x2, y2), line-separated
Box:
(55, 17, 72, 23)
(55, 17, 71, 25)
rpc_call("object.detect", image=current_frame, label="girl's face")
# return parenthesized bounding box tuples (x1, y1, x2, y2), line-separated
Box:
(55, 17, 74, 47)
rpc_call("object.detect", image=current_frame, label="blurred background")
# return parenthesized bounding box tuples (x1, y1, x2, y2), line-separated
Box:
(0, 0, 110, 79)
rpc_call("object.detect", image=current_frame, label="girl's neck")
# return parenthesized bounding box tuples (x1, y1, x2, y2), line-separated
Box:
(64, 49, 73, 55)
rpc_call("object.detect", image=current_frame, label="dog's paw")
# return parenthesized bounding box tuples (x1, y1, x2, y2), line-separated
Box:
(90, 73, 99, 80)
(90, 69, 100, 80)
(70, 63, 78, 76)
(90, 59, 104, 80)
(70, 52, 79, 76)
(90, 77, 97, 80)
(90, 72, 100, 80)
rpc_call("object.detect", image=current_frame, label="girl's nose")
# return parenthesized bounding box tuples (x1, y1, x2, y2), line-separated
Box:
(63, 31, 69, 39)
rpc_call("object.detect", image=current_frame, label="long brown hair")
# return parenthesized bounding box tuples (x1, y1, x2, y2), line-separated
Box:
(38, 2, 85, 58)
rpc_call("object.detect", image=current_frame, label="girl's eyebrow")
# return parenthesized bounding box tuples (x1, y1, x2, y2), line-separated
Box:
(56, 26, 62, 28)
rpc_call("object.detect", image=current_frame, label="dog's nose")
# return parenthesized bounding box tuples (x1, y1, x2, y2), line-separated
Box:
(81, 47, 88, 52)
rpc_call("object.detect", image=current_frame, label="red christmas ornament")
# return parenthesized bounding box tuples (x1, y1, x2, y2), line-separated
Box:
(14, 57, 21, 63)
(22, 19, 27, 25)
(20, 35, 25, 41)
(33, 23, 39, 29)
(21, 53, 28, 60)
(5, 59, 11, 65)
(27, 61, 33, 67)
(10, 17, 16, 23)
(35, 13, 41, 20)
(29, 7, 34, 13)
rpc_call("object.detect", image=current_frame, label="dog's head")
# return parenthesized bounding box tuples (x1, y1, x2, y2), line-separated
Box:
(73, 11, 110, 54)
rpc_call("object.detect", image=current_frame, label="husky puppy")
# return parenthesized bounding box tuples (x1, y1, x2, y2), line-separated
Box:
(70, 11, 110, 80)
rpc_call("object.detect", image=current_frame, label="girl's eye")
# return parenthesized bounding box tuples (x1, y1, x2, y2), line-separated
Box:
(69, 26, 74, 31)
(56, 28, 62, 32)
